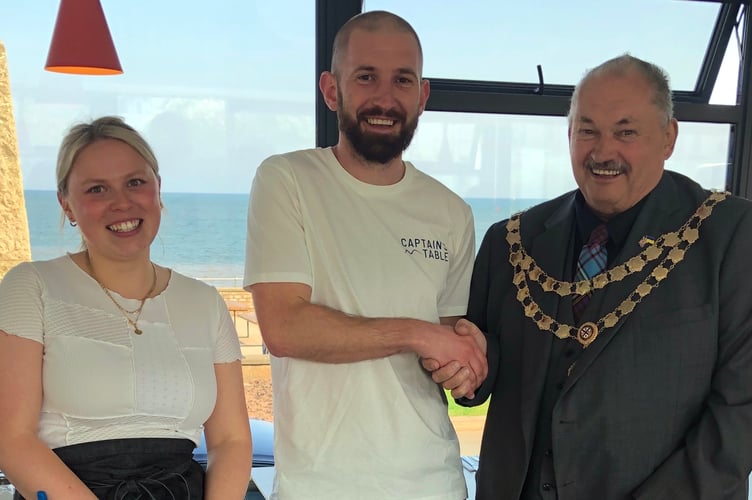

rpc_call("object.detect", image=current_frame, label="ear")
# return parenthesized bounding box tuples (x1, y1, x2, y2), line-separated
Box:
(663, 118, 679, 160)
(319, 71, 339, 112)
(418, 78, 430, 115)
(57, 191, 71, 218)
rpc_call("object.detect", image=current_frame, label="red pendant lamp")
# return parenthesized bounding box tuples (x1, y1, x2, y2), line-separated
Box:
(45, 0, 123, 75)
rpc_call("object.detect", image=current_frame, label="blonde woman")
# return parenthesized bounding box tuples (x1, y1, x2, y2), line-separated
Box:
(0, 116, 251, 499)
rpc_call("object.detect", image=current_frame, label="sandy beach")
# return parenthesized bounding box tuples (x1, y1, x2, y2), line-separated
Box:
(243, 365, 274, 422)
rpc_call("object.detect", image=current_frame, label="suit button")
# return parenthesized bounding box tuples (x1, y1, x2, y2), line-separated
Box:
(544, 449, 553, 457)
(542, 482, 554, 491)
(556, 382, 565, 390)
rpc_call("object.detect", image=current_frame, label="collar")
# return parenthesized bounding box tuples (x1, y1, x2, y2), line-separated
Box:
(573, 191, 649, 252)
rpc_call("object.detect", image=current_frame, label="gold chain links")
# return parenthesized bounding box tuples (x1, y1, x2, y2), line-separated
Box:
(506, 191, 729, 348)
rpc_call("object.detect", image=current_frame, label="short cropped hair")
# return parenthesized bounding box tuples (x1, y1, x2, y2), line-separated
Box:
(331, 10, 423, 77)
(568, 54, 674, 126)
(57, 116, 159, 196)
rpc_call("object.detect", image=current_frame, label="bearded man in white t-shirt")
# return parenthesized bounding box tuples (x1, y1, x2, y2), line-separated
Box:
(244, 10, 487, 500)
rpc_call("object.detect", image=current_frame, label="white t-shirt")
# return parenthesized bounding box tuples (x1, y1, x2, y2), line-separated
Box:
(245, 148, 475, 499)
(0, 255, 242, 448)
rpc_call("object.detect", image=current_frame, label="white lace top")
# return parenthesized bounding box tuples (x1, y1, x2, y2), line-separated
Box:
(0, 255, 242, 448)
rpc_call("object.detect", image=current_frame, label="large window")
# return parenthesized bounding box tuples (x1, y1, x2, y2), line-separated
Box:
(366, 0, 722, 90)
(352, 0, 749, 204)
(4, 0, 747, 286)
(2, 0, 316, 280)
(4, 1, 315, 194)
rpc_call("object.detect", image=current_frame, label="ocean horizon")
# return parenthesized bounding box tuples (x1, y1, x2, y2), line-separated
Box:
(23, 190, 544, 287)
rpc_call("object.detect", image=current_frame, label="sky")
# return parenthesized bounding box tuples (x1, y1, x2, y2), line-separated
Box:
(0, 0, 739, 196)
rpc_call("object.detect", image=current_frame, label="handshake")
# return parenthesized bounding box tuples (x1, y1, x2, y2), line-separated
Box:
(420, 318, 488, 400)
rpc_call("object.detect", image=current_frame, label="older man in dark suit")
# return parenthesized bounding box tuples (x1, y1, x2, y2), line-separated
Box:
(428, 54, 752, 499)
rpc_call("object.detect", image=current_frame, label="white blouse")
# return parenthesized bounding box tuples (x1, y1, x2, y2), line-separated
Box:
(0, 255, 242, 448)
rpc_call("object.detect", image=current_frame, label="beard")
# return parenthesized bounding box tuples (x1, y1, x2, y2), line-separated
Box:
(337, 89, 419, 164)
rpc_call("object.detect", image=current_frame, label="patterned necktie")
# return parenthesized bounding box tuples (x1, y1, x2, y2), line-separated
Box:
(572, 224, 608, 322)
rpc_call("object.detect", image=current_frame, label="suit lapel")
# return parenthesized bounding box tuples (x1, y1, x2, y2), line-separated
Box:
(520, 194, 576, 451)
(565, 172, 684, 385)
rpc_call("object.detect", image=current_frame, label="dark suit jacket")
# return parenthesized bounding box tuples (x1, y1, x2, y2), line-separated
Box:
(464, 171, 752, 499)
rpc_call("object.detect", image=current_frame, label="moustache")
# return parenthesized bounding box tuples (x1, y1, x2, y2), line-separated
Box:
(357, 106, 405, 122)
(584, 157, 628, 173)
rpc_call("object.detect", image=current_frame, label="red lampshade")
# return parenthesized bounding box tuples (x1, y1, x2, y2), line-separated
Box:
(45, 0, 123, 75)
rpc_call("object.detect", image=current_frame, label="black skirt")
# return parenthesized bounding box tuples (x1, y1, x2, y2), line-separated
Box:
(15, 437, 204, 500)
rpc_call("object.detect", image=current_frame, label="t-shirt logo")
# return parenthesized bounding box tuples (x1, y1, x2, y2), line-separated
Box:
(400, 237, 449, 262)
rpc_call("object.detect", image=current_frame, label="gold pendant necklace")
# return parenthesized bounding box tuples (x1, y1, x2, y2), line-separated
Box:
(88, 254, 158, 335)
(507, 191, 728, 348)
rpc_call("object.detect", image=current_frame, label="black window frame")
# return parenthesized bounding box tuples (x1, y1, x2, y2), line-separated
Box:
(315, 0, 752, 198)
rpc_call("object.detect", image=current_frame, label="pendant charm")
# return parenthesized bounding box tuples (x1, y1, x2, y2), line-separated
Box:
(134, 327, 143, 335)
(577, 322, 598, 348)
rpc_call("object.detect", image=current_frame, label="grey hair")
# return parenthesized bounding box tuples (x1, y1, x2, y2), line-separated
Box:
(568, 54, 674, 126)
(56, 115, 159, 196)
(331, 10, 423, 77)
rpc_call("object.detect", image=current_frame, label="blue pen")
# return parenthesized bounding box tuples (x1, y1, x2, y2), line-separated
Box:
(36, 492, 47, 500)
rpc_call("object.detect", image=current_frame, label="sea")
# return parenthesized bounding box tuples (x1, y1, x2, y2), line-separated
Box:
(23, 191, 545, 287)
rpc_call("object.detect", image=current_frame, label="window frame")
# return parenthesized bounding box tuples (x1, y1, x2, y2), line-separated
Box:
(315, 0, 752, 198)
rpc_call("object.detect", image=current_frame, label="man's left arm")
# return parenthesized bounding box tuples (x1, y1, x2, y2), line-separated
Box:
(633, 205, 752, 499)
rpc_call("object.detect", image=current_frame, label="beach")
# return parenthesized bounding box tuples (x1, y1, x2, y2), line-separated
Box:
(218, 288, 274, 422)
(243, 364, 274, 422)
